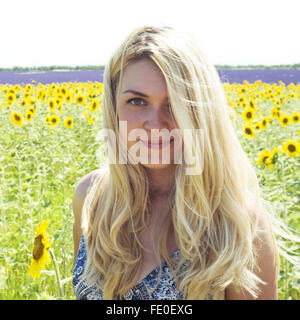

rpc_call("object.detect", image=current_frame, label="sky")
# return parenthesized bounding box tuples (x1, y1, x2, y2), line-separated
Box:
(0, 0, 299, 68)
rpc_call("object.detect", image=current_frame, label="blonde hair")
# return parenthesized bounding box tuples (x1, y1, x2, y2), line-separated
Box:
(80, 25, 297, 299)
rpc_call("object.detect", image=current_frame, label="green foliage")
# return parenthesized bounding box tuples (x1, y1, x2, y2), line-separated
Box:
(0, 80, 299, 300)
(0, 90, 103, 299)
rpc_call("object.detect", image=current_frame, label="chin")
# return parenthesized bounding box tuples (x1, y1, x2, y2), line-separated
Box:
(140, 162, 175, 170)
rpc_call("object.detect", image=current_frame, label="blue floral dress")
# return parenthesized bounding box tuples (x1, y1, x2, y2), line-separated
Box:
(72, 235, 224, 300)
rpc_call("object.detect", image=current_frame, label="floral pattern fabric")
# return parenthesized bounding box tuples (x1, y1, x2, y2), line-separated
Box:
(73, 235, 223, 300)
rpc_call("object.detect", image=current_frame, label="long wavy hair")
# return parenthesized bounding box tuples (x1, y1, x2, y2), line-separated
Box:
(79, 25, 295, 299)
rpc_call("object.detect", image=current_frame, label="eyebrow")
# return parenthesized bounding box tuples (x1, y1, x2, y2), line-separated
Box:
(122, 89, 149, 98)
(122, 89, 169, 101)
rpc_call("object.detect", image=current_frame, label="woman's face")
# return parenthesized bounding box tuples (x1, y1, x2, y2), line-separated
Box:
(116, 58, 180, 169)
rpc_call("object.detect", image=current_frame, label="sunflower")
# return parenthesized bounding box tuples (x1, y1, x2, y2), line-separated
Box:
(49, 115, 60, 126)
(261, 116, 270, 129)
(89, 98, 99, 112)
(9, 86, 17, 93)
(26, 106, 36, 116)
(97, 82, 103, 94)
(65, 94, 72, 103)
(55, 95, 64, 106)
(64, 117, 73, 129)
(10, 111, 23, 127)
(274, 99, 281, 106)
(271, 106, 280, 119)
(291, 112, 300, 123)
(87, 115, 95, 125)
(25, 111, 33, 122)
(279, 114, 291, 127)
(50, 83, 56, 91)
(75, 94, 85, 105)
(28, 220, 52, 279)
(282, 140, 300, 157)
(25, 83, 32, 92)
(45, 114, 51, 125)
(257, 150, 274, 169)
(6, 92, 16, 105)
(28, 97, 37, 106)
(242, 108, 255, 123)
(287, 91, 296, 100)
(243, 124, 255, 139)
(248, 99, 256, 109)
(88, 90, 95, 99)
(60, 86, 67, 96)
(238, 95, 246, 105)
(254, 122, 263, 130)
(58, 104, 63, 114)
(47, 98, 56, 112)
(37, 89, 46, 101)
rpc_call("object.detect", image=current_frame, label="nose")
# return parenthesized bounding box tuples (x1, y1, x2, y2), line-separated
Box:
(143, 105, 172, 131)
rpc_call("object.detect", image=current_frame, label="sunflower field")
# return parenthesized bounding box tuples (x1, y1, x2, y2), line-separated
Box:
(0, 78, 299, 300)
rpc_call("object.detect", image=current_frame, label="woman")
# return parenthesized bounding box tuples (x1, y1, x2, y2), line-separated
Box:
(72, 25, 280, 300)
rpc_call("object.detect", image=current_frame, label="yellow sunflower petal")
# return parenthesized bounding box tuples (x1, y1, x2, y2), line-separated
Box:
(37, 220, 50, 235)
(28, 259, 41, 279)
(29, 220, 52, 279)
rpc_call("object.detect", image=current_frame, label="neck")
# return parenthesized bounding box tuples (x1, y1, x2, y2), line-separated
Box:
(145, 165, 177, 199)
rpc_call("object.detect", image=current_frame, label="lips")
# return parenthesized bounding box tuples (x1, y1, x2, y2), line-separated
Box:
(141, 138, 174, 149)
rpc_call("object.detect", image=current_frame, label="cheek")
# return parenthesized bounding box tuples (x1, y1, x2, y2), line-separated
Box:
(117, 104, 129, 121)
(117, 106, 143, 146)
(118, 106, 144, 131)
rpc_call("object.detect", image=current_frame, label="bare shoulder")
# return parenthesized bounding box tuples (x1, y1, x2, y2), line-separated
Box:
(72, 167, 107, 265)
(245, 193, 276, 244)
(72, 167, 107, 219)
(225, 194, 279, 299)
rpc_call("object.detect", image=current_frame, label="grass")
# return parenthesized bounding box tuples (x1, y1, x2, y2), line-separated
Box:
(0, 79, 299, 299)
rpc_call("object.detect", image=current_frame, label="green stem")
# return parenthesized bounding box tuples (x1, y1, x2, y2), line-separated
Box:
(49, 248, 64, 299)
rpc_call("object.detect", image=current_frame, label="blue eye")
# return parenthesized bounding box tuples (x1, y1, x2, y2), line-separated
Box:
(127, 98, 146, 106)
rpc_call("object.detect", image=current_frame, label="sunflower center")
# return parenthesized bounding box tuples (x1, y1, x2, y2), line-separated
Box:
(245, 128, 252, 135)
(283, 118, 288, 123)
(246, 112, 252, 118)
(15, 114, 20, 121)
(287, 144, 296, 153)
(33, 234, 44, 261)
(262, 156, 269, 164)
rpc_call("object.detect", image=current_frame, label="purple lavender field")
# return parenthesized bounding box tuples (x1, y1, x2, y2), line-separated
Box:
(0, 69, 299, 85)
